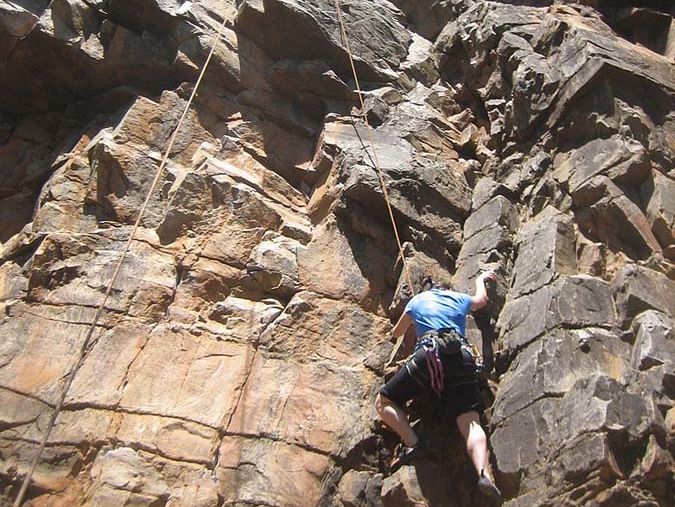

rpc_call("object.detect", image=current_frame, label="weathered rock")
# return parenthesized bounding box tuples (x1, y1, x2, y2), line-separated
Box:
(116, 327, 253, 428)
(498, 275, 616, 352)
(167, 256, 241, 324)
(86, 447, 169, 505)
(510, 206, 577, 298)
(114, 412, 220, 465)
(641, 169, 675, 254)
(0, 308, 91, 403)
(259, 290, 390, 365)
(576, 232, 607, 277)
(245, 232, 304, 298)
(381, 467, 426, 507)
(631, 310, 674, 372)
(310, 116, 471, 260)
(0, 258, 28, 302)
(1, 439, 82, 495)
(337, 470, 384, 507)
(203, 295, 283, 342)
(613, 264, 675, 328)
(215, 436, 330, 505)
(492, 374, 651, 496)
(235, 0, 410, 82)
(227, 351, 377, 456)
(25, 230, 175, 318)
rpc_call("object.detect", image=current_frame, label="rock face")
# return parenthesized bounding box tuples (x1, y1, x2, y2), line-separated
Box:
(1, 0, 674, 506)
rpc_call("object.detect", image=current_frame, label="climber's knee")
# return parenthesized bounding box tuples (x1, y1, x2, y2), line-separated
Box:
(375, 392, 393, 416)
(456, 410, 483, 441)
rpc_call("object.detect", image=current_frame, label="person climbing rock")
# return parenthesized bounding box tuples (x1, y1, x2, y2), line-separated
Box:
(375, 271, 502, 503)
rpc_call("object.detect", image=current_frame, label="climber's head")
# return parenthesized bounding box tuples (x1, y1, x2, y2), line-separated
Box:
(419, 275, 451, 292)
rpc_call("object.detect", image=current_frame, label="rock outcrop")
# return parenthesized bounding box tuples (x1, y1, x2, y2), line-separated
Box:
(1, 0, 673, 506)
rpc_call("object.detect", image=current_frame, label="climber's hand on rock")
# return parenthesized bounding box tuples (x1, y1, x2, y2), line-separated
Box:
(478, 271, 496, 285)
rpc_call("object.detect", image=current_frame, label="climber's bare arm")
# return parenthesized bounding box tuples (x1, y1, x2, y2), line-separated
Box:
(470, 271, 496, 311)
(391, 312, 413, 338)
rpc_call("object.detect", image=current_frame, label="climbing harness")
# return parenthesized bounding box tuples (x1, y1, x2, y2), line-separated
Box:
(417, 336, 444, 395)
(409, 329, 484, 396)
(12, 14, 228, 507)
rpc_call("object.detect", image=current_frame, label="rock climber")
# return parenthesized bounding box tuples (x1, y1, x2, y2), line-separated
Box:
(375, 271, 502, 502)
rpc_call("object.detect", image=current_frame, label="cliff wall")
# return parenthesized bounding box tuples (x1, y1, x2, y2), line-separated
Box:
(0, 1, 673, 505)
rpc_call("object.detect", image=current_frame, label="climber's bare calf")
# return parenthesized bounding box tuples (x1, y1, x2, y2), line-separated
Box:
(375, 393, 418, 448)
(456, 411, 490, 478)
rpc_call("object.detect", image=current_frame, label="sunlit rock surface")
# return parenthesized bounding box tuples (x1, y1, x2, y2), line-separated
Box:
(1, 0, 673, 505)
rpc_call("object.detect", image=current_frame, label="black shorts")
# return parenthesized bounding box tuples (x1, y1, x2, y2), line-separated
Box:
(379, 347, 483, 418)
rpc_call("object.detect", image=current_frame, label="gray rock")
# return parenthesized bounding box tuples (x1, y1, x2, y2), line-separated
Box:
(641, 169, 675, 252)
(631, 310, 674, 372)
(549, 432, 623, 485)
(573, 175, 662, 261)
(463, 195, 517, 240)
(268, 59, 353, 101)
(510, 206, 577, 298)
(499, 275, 616, 352)
(235, 0, 410, 82)
(509, 52, 560, 140)
(554, 135, 649, 201)
(400, 32, 439, 86)
(493, 374, 650, 486)
(1, 1, 200, 113)
(457, 223, 512, 263)
(613, 264, 675, 328)
(493, 327, 630, 425)
(470, 176, 513, 211)
(389, 0, 459, 41)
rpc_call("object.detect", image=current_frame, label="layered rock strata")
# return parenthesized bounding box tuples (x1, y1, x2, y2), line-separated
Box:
(1, 0, 673, 506)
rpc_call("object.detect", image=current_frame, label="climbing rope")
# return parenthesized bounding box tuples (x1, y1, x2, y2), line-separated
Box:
(331, 0, 414, 365)
(12, 15, 228, 507)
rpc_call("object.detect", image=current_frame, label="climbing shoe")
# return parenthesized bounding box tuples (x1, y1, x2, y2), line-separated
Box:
(389, 444, 419, 473)
(477, 470, 502, 503)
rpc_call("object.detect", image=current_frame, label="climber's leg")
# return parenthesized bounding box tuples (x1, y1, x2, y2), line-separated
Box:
(457, 410, 502, 501)
(456, 410, 489, 476)
(378, 351, 429, 447)
(375, 393, 418, 447)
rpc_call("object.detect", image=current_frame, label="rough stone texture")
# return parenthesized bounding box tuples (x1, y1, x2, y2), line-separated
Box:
(1, 1, 674, 506)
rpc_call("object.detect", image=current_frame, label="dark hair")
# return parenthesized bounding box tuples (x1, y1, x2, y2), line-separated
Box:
(419, 276, 452, 292)
(419, 276, 434, 292)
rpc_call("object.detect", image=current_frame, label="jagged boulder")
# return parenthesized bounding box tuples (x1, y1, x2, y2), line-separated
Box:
(235, 0, 411, 82)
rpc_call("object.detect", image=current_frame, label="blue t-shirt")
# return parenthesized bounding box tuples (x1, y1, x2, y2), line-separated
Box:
(404, 289, 472, 337)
